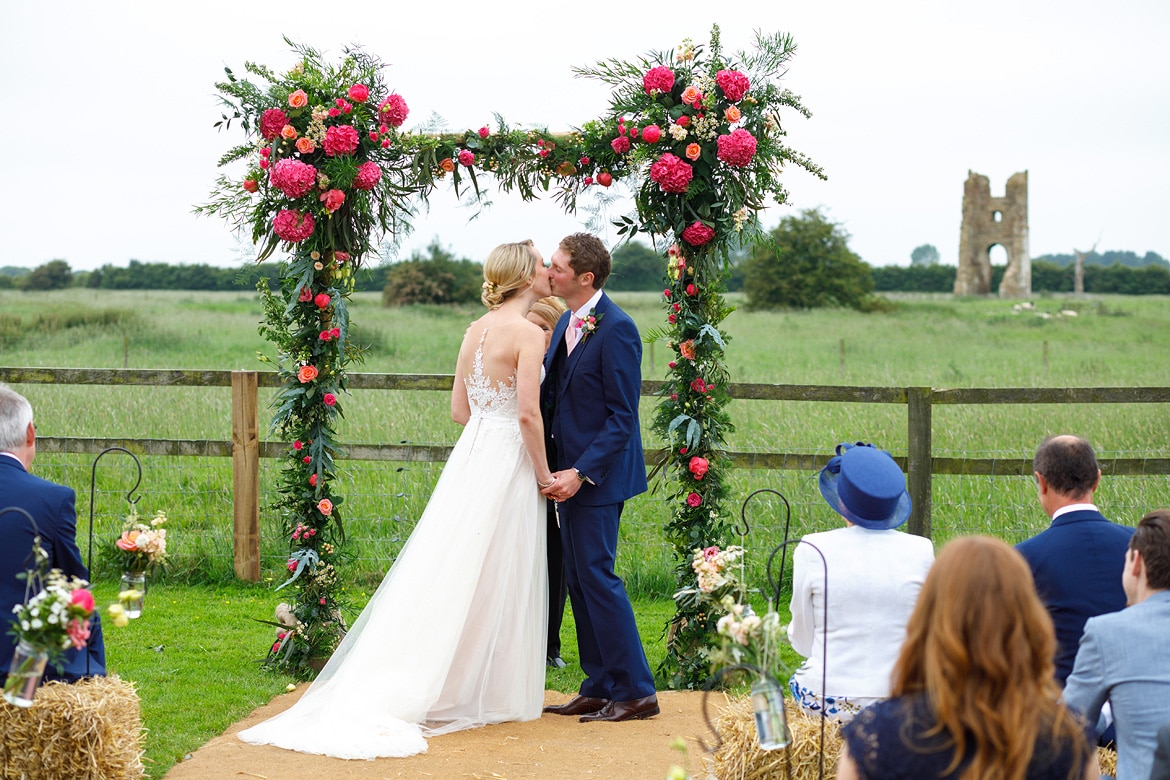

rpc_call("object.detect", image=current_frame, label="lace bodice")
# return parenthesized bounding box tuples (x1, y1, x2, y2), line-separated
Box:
(464, 331, 518, 419)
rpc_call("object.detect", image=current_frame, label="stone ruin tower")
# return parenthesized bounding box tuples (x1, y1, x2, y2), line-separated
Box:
(954, 170, 1031, 297)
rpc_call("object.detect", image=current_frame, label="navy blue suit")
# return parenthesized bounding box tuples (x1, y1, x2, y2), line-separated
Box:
(1016, 508, 1133, 684)
(542, 292, 655, 701)
(0, 455, 106, 682)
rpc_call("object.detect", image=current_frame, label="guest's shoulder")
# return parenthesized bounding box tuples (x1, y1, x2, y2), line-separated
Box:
(10, 468, 74, 501)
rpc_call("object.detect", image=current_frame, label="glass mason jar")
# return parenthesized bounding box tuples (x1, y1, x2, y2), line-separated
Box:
(120, 571, 147, 619)
(3, 638, 50, 708)
(750, 675, 790, 751)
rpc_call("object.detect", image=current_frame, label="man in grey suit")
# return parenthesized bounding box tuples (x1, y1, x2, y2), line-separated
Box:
(1063, 509, 1170, 780)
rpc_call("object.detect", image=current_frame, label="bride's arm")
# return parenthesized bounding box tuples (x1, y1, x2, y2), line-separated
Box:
(450, 329, 472, 426)
(516, 323, 554, 486)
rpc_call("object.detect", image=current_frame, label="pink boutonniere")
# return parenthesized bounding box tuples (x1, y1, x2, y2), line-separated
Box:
(576, 308, 603, 345)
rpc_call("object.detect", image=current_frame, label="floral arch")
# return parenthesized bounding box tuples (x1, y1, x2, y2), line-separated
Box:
(200, 26, 823, 687)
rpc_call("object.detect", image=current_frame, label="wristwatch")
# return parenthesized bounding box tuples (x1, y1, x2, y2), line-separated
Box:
(574, 468, 588, 482)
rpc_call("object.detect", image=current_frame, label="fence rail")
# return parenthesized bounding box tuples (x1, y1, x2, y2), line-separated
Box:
(5, 366, 1168, 580)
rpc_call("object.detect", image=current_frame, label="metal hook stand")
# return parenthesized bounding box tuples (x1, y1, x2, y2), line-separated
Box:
(739, 488, 792, 602)
(699, 663, 793, 780)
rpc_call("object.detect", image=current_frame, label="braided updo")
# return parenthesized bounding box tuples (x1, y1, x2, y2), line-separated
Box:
(481, 240, 539, 308)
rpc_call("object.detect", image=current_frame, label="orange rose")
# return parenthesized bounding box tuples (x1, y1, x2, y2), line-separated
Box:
(685, 143, 701, 161)
(724, 105, 742, 123)
(280, 124, 297, 140)
(288, 89, 309, 109)
(681, 85, 702, 106)
(317, 498, 333, 516)
(297, 364, 319, 384)
(295, 137, 315, 154)
(439, 158, 455, 173)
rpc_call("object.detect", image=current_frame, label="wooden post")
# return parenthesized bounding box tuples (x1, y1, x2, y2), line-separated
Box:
(231, 371, 261, 581)
(906, 386, 933, 539)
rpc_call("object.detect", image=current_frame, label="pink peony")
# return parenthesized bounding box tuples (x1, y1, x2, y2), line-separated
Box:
(353, 161, 382, 190)
(688, 456, 709, 479)
(317, 498, 334, 515)
(649, 153, 693, 194)
(687, 492, 703, 508)
(260, 108, 289, 140)
(682, 220, 716, 246)
(319, 330, 333, 341)
(309, 473, 318, 487)
(458, 149, 475, 167)
(478, 126, 490, 138)
(323, 125, 359, 157)
(297, 364, 318, 384)
(347, 83, 369, 103)
(269, 158, 318, 198)
(715, 69, 751, 102)
(643, 65, 675, 95)
(319, 189, 345, 212)
(323, 393, 337, 407)
(314, 292, 331, 309)
(716, 128, 758, 167)
(611, 135, 631, 154)
(273, 210, 315, 242)
(378, 93, 409, 127)
(641, 124, 662, 143)
(70, 588, 95, 613)
(293, 440, 303, 450)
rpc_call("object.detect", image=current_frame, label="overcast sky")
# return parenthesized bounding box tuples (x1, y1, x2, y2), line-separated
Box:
(2, 0, 1167, 272)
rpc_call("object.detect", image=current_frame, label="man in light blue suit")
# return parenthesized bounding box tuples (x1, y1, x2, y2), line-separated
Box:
(1063, 510, 1170, 780)
(539, 233, 658, 723)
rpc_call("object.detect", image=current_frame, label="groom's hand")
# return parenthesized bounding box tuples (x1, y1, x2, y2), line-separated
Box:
(543, 470, 583, 502)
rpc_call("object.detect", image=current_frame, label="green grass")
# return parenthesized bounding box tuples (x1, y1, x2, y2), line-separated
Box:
(4, 288, 1169, 775)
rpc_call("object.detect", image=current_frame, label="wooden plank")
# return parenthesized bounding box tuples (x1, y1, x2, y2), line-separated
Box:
(906, 387, 933, 538)
(231, 371, 260, 582)
(932, 386, 1170, 404)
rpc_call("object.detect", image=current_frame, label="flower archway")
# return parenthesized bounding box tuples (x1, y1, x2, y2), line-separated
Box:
(200, 27, 823, 686)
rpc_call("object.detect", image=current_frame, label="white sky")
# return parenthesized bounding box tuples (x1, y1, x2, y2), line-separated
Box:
(2, 0, 1167, 272)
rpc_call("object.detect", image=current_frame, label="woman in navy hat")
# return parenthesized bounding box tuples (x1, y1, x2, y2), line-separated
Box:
(786, 442, 935, 722)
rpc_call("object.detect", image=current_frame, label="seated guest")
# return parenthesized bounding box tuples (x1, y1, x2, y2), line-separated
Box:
(787, 442, 934, 721)
(1064, 510, 1170, 780)
(1017, 434, 1133, 686)
(0, 384, 106, 682)
(838, 536, 1098, 780)
(526, 295, 569, 668)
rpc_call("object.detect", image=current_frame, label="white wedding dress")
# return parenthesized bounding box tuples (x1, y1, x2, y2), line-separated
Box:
(239, 333, 548, 759)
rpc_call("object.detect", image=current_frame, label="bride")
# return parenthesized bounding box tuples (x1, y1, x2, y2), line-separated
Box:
(239, 240, 556, 759)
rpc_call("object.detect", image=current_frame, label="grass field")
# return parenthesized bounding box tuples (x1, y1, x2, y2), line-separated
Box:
(4, 288, 1169, 775)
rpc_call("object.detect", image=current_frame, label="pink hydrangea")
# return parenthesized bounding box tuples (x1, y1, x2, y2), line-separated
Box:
(323, 125, 360, 157)
(269, 158, 318, 198)
(643, 65, 675, 95)
(716, 128, 758, 167)
(273, 210, 314, 242)
(353, 161, 382, 190)
(649, 153, 693, 194)
(682, 220, 716, 246)
(378, 94, 409, 127)
(260, 108, 289, 140)
(611, 135, 631, 154)
(715, 69, 751, 102)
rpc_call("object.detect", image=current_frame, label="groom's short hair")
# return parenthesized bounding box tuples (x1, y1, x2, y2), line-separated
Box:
(1132, 510, 1170, 590)
(560, 233, 611, 290)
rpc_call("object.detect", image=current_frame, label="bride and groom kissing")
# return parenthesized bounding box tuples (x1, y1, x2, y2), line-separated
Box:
(239, 233, 658, 759)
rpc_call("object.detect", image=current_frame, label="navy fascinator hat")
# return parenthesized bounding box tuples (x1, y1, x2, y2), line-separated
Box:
(818, 442, 912, 530)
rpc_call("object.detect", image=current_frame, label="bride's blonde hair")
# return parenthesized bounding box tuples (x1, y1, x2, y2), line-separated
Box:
(481, 240, 539, 309)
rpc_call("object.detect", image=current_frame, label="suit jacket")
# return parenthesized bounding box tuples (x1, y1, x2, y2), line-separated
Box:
(1016, 509, 1133, 683)
(541, 292, 647, 506)
(1063, 591, 1170, 780)
(0, 455, 106, 681)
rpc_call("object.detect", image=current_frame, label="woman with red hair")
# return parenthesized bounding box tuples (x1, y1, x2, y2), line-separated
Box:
(837, 535, 1098, 780)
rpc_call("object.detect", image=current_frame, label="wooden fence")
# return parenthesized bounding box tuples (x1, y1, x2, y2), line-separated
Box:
(3, 367, 1168, 582)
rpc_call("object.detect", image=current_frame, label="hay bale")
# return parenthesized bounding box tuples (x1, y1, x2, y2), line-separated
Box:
(0, 675, 145, 780)
(710, 694, 842, 780)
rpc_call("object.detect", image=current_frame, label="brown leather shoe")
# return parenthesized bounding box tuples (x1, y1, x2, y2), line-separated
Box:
(543, 695, 610, 716)
(579, 694, 660, 722)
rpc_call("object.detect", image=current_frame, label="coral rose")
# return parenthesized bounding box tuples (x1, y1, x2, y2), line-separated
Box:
(323, 125, 359, 157)
(682, 220, 716, 247)
(643, 65, 675, 95)
(681, 85, 703, 107)
(715, 69, 751, 102)
(288, 89, 309, 109)
(688, 456, 709, 479)
(611, 135, 631, 154)
(724, 105, 742, 123)
(378, 93, 409, 127)
(458, 149, 475, 167)
(649, 153, 693, 194)
(269, 158, 317, 198)
(273, 210, 314, 242)
(295, 137, 315, 154)
(641, 124, 662, 143)
(317, 498, 334, 516)
(685, 143, 701, 161)
(679, 339, 696, 360)
(439, 157, 455, 172)
(353, 161, 382, 190)
(242, 179, 258, 193)
(280, 124, 297, 140)
(297, 364, 318, 383)
(716, 128, 758, 167)
(347, 83, 369, 103)
(260, 108, 289, 140)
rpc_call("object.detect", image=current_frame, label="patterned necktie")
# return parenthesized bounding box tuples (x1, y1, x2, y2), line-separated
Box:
(566, 313, 581, 354)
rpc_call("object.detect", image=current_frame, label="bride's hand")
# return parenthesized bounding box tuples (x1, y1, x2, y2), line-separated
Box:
(537, 475, 556, 493)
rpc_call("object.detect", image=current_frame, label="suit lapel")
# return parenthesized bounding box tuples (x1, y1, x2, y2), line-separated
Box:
(557, 293, 610, 403)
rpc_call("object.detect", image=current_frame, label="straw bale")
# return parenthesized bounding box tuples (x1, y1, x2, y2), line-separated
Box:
(709, 694, 842, 780)
(0, 675, 145, 780)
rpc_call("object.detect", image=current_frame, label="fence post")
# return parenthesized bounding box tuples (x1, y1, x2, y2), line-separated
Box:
(231, 370, 261, 581)
(906, 386, 933, 539)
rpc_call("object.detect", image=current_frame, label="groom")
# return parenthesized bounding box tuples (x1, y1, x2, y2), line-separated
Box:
(540, 233, 658, 722)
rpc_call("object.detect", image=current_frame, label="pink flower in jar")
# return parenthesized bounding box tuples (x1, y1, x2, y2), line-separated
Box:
(353, 161, 382, 190)
(66, 618, 91, 649)
(643, 65, 675, 95)
(715, 69, 751, 102)
(717, 128, 758, 167)
(347, 83, 369, 103)
(687, 492, 703, 508)
(70, 588, 95, 613)
(458, 149, 475, 167)
(378, 93, 409, 127)
(319, 189, 345, 213)
(323, 125, 359, 157)
(273, 210, 314, 242)
(260, 108, 289, 140)
(317, 498, 333, 516)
